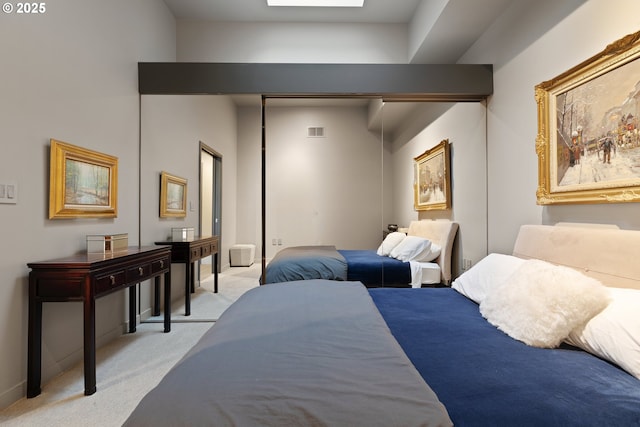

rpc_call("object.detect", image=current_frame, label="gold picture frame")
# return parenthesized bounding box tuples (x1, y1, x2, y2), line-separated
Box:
(49, 139, 118, 219)
(414, 139, 452, 211)
(536, 30, 640, 205)
(160, 171, 187, 218)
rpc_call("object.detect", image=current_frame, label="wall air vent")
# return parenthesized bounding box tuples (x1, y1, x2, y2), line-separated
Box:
(307, 127, 325, 138)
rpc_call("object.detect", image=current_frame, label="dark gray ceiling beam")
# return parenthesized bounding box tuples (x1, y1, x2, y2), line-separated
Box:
(138, 62, 493, 101)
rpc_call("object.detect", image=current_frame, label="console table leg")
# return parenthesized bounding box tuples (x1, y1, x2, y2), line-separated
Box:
(129, 285, 137, 333)
(27, 280, 42, 398)
(184, 262, 192, 316)
(163, 272, 171, 333)
(153, 280, 160, 317)
(83, 285, 97, 396)
(214, 253, 219, 293)
(190, 262, 196, 293)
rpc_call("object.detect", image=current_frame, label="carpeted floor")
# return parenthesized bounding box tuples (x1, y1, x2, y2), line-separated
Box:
(0, 264, 260, 426)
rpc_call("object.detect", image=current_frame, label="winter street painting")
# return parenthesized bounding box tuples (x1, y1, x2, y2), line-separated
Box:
(555, 57, 640, 189)
(413, 139, 451, 211)
(536, 31, 640, 205)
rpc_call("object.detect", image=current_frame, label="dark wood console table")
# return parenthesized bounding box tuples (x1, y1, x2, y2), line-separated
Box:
(27, 246, 171, 397)
(154, 235, 219, 316)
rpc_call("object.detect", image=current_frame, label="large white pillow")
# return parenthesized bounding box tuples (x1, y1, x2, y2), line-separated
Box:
(480, 259, 611, 348)
(389, 236, 432, 262)
(566, 287, 640, 379)
(451, 253, 525, 304)
(376, 232, 406, 256)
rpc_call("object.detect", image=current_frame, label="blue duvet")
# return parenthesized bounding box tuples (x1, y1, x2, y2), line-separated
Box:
(370, 287, 640, 427)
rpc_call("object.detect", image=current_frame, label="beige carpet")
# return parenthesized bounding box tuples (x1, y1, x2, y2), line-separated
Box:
(0, 264, 260, 426)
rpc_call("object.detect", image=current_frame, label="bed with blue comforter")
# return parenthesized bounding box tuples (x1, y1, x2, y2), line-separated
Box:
(126, 279, 640, 426)
(262, 220, 459, 286)
(262, 245, 412, 286)
(127, 225, 640, 426)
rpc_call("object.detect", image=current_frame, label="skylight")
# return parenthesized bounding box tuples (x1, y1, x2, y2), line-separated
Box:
(267, 0, 364, 7)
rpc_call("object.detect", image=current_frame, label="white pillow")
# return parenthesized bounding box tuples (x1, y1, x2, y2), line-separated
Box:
(423, 243, 442, 262)
(566, 287, 640, 380)
(451, 253, 525, 304)
(376, 232, 406, 256)
(389, 236, 432, 262)
(480, 259, 611, 348)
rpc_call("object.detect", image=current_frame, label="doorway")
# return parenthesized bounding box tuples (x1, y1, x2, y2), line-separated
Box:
(200, 142, 222, 278)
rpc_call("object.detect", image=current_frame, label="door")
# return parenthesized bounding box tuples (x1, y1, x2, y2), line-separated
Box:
(200, 142, 222, 278)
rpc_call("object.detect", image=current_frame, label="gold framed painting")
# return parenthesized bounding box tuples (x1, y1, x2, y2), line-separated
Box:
(160, 171, 187, 218)
(414, 139, 451, 211)
(536, 30, 640, 205)
(49, 139, 118, 219)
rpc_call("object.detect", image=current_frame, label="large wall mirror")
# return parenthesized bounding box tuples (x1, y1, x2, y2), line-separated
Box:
(140, 93, 488, 314)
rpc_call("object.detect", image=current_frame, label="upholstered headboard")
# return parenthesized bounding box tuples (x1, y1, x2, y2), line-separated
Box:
(408, 220, 459, 284)
(513, 224, 640, 290)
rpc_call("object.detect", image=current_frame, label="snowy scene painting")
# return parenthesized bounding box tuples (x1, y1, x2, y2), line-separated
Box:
(414, 139, 451, 211)
(536, 31, 640, 205)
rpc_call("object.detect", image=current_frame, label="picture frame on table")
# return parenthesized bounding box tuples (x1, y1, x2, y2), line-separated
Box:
(414, 139, 451, 211)
(160, 171, 187, 218)
(536, 30, 640, 205)
(49, 139, 118, 219)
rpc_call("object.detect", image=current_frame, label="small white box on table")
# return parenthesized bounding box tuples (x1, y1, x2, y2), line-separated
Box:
(172, 227, 195, 241)
(86, 233, 128, 253)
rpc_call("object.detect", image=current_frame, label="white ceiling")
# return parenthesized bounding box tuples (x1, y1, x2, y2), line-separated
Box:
(163, 0, 423, 24)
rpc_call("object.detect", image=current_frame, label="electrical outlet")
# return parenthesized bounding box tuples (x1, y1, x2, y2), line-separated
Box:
(462, 258, 473, 270)
(277, 238, 282, 246)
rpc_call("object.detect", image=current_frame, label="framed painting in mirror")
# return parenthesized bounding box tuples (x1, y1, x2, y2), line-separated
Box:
(160, 171, 187, 218)
(414, 139, 451, 211)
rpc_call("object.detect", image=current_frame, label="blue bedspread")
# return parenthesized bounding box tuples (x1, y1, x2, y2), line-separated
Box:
(370, 287, 640, 427)
(263, 246, 347, 284)
(264, 247, 412, 287)
(339, 249, 411, 287)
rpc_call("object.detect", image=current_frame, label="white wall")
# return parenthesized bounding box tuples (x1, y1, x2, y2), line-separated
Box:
(461, 0, 640, 253)
(177, 21, 408, 63)
(140, 95, 239, 306)
(265, 104, 384, 258)
(0, 0, 176, 409)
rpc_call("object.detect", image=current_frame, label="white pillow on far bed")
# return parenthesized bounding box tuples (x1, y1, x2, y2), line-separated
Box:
(377, 232, 406, 256)
(451, 253, 525, 304)
(389, 236, 435, 262)
(566, 287, 640, 380)
(480, 259, 611, 348)
(424, 243, 441, 262)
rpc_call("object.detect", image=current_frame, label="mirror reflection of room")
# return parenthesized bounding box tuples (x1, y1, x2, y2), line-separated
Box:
(263, 98, 488, 288)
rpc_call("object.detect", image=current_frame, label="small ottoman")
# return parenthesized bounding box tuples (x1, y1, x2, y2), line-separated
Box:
(230, 244, 256, 267)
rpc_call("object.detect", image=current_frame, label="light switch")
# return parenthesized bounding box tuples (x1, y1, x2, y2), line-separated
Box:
(0, 181, 17, 204)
